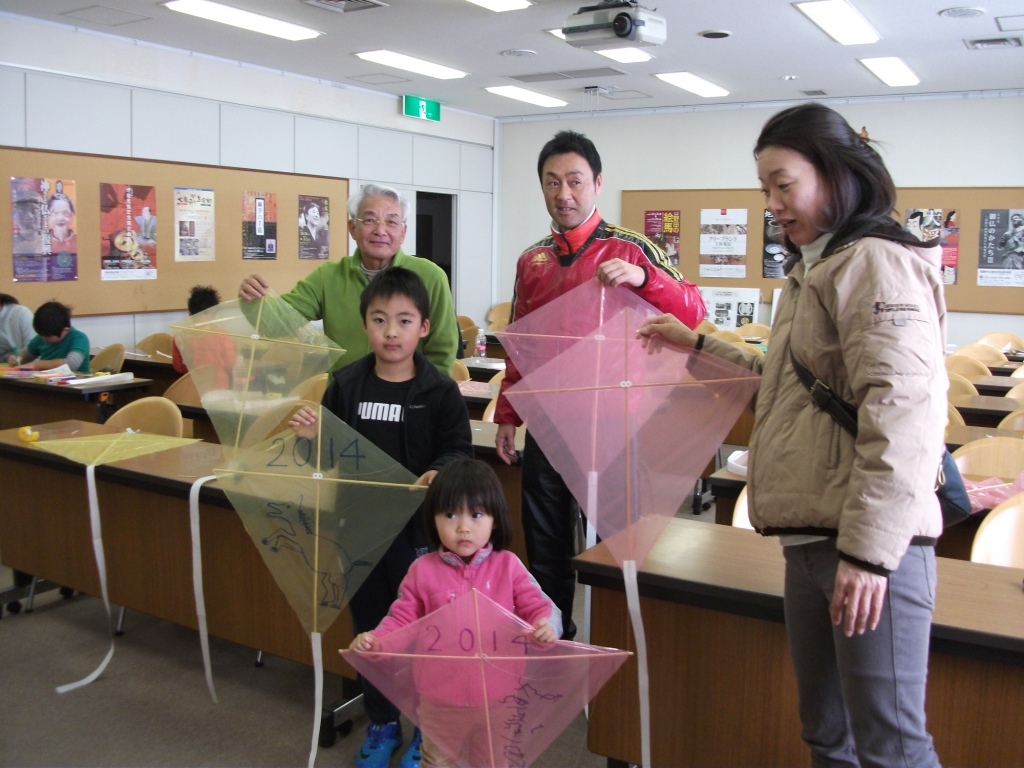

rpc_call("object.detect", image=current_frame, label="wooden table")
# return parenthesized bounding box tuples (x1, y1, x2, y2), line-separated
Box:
(463, 356, 505, 382)
(944, 423, 1024, 451)
(574, 517, 1024, 768)
(0, 374, 153, 430)
(988, 361, 1022, 376)
(950, 394, 1020, 427)
(972, 375, 1022, 397)
(118, 351, 178, 396)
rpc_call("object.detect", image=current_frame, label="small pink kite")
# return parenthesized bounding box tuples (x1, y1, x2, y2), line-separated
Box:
(497, 279, 760, 767)
(343, 589, 630, 767)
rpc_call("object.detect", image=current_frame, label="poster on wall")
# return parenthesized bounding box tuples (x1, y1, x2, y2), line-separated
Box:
(99, 183, 157, 281)
(698, 286, 759, 331)
(9, 176, 79, 282)
(906, 208, 959, 285)
(643, 209, 680, 266)
(299, 195, 330, 260)
(242, 191, 278, 260)
(762, 209, 791, 279)
(174, 188, 215, 262)
(978, 209, 1024, 287)
(698, 208, 747, 278)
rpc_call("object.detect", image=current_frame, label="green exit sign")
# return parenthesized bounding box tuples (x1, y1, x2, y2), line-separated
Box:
(402, 95, 441, 122)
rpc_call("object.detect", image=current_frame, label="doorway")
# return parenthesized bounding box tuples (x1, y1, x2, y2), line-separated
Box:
(415, 192, 454, 286)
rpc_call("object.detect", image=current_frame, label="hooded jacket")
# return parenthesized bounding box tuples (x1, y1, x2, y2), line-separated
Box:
(705, 228, 947, 574)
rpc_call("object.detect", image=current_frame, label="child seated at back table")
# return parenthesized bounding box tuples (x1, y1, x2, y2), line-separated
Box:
(348, 457, 560, 768)
(171, 285, 235, 389)
(9, 300, 90, 372)
(288, 266, 472, 768)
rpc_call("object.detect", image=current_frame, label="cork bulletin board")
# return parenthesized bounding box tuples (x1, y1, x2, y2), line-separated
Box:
(623, 187, 1024, 315)
(2, 147, 348, 316)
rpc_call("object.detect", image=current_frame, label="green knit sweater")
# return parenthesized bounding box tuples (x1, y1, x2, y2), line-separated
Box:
(280, 248, 457, 373)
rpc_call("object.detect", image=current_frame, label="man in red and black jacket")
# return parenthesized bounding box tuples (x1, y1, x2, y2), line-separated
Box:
(494, 130, 706, 639)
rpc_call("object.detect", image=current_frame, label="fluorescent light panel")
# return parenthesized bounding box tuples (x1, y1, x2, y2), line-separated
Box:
(465, 0, 531, 10)
(655, 72, 729, 98)
(595, 47, 653, 63)
(548, 28, 566, 39)
(794, 0, 881, 45)
(859, 56, 920, 86)
(356, 50, 467, 79)
(486, 86, 566, 107)
(163, 0, 320, 41)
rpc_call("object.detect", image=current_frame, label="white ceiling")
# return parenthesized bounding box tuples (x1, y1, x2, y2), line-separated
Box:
(1, 0, 1022, 120)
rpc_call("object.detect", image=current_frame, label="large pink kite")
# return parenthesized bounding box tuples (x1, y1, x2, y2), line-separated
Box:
(343, 589, 630, 768)
(497, 279, 760, 767)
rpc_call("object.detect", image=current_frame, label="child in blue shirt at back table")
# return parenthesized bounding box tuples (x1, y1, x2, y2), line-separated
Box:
(9, 300, 90, 372)
(289, 266, 472, 768)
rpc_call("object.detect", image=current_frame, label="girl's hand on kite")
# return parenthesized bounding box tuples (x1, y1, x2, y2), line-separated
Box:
(414, 469, 438, 487)
(529, 618, 557, 646)
(350, 632, 377, 652)
(288, 406, 318, 440)
(636, 314, 698, 353)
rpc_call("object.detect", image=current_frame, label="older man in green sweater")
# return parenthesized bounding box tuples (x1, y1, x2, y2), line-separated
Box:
(238, 183, 458, 373)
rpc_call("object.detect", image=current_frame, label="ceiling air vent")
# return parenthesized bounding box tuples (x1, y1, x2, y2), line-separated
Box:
(801, 89, 827, 96)
(303, 0, 389, 13)
(964, 36, 1022, 49)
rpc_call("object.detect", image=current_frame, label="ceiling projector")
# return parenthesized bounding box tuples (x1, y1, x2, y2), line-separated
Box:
(563, 1, 667, 50)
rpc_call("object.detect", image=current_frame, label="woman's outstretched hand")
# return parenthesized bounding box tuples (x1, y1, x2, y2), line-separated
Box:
(636, 314, 699, 353)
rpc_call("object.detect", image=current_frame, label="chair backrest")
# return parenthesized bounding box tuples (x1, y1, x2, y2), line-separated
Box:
(135, 332, 174, 358)
(951, 343, 1008, 364)
(163, 371, 202, 407)
(709, 329, 746, 344)
(488, 369, 505, 388)
(91, 343, 126, 374)
(104, 396, 184, 437)
(944, 354, 990, 382)
(976, 331, 1024, 352)
(732, 487, 754, 529)
(946, 372, 979, 399)
(970, 492, 1024, 568)
(1012, 365, 1024, 379)
(486, 302, 512, 330)
(289, 372, 329, 403)
(451, 359, 471, 382)
(240, 399, 318, 448)
(946, 400, 966, 427)
(481, 396, 498, 422)
(737, 322, 771, 339)
(456, 315, 477, 332)
(952, 436, 1024, 479)
(695, 319, 718, 334)
(460, 324, 481, 351)
(1007, 382, 1024, 403)
(997, 407, 1024, 431)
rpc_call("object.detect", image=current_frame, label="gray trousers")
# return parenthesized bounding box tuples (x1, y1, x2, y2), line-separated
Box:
(782, 540, 941, 768)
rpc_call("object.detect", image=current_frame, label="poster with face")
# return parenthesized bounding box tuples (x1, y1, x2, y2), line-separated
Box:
(99, 183, 157, 281)
(298, 195, 330, 260)
(978, 209, 1024, 287)
(9, 176, 78, 282)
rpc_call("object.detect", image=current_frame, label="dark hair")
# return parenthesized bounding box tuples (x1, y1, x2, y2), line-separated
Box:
(537, 130, 602, 181)
(302, 200, 321, 217)
(0, 294, 19, 307)
(33, 300, 72, 336)
(187, 285, 221, 315)
(358, 266, 430, 323)
(421, 458, 512, 551)
(754, 103, 896, 235)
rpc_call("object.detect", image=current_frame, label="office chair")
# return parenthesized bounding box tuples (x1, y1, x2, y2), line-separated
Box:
(951, 343, 1008, 365)
(732, 487, 754, 530)
(946, 401, 966, 427)
(289, 372, 329, 403)
(737, 322, 771, 339)
(1007, 382, 1024, 403)
(451, 359, 471, 382)
(947, 372, 979, 399)
(104, 396, 184, 438)
(976, 331, 1024, 352)
(945, 354, 990, 382)
(970, 492, 1024, 568)
(695, 319, 718, 334)
(486, 302, 512, 331)
(952, 436, 1024, 480)
(135, 332, 174, 358)
(91, 343, 126, 374)
(164, 371, 202, 407)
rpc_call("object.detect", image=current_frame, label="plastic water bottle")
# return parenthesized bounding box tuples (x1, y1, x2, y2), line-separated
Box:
(475, 329, 487, 360)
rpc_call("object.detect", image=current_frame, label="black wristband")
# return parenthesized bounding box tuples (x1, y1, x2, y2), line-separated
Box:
(695, 333, 705, 351)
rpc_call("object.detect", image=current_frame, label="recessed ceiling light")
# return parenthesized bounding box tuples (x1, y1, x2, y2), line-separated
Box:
(466, 0, 531, 10)
(698, 30, 731, 39)
(938, 7, 985, 19)
(548, 28, 566, 40)
(355, 50, 467, 79)
(794, 0, 881, 45)
(485, 85, 567, 107)
(163, 0, 321, 40)
(781, 75, 800, 80)
(595, 47, 653, 63)
(655, 72, 729, 98)
(501, 49, 537, 58)
(859, 56, 920, 86)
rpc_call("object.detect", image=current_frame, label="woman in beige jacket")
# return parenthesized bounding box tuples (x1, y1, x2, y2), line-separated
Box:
(639, 103, 944, 768)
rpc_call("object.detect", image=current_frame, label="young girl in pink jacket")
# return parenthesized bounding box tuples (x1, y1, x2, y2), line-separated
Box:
(349, 457, 561, 768)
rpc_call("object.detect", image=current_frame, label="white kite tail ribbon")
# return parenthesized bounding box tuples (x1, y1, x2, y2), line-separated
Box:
(189, 474, 220, 703)
(623, 558, 651, 768)
(309, 631, 324, 768)
(56, 464, 115, 694)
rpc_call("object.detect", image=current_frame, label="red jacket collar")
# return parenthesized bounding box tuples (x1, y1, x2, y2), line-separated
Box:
(551, 208, 601, 256)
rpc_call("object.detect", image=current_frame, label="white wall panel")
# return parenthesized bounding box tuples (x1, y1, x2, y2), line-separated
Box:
(220, 105, 294, 172)
(295, 117, 357, 179)
(132, 90, 219, 165)
(26, 73, 131, 156)
(413, 136, 460, 190)
(456, 191, 494, 325)
(460, 144, 493, 193)
(0, 68, 26, 147)
(357, 128, 413, 185)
